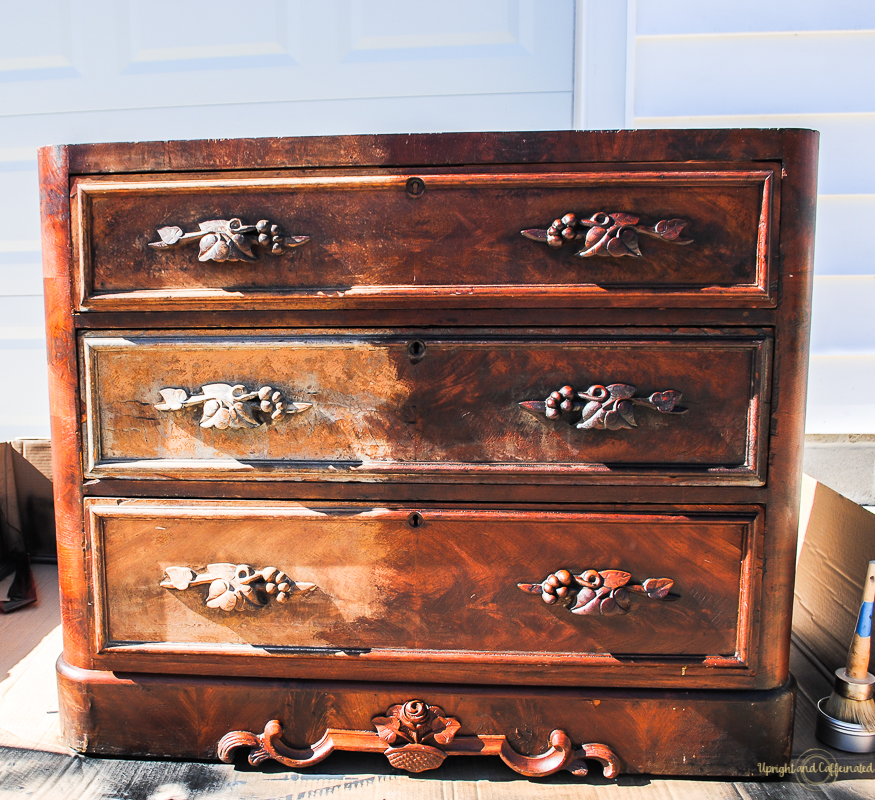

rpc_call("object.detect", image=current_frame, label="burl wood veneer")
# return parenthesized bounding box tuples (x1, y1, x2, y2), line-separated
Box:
(41, 130, 817, 779)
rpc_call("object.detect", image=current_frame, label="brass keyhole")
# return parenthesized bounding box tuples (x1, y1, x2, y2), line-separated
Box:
(407, 339, 427, 360)
(407, 512, 424, 528)
(406, 177, 425, 197)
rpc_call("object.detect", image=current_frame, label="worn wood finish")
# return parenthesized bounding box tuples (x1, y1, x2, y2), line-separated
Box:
(84, 499, 760, 684)
(65, 130, 789, 175)
(39, 145, 92, 671)
(41, 129, 818, 776)
(81, 329, 770, 485)
(56, 657, 795, 777)
(73, 169, 775, 310)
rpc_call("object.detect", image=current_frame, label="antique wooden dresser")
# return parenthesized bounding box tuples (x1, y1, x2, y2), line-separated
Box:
(40, 130, 817, 778)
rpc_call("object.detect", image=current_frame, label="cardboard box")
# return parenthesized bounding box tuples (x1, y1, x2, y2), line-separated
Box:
(794, 474, 875, 673)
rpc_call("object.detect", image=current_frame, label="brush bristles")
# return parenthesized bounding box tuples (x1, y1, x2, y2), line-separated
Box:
(825, 691, 875, 731)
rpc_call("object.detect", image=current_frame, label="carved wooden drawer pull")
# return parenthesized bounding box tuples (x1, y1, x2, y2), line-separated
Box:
(155, 382, 311, 430)
(149, 217, 309, 263)
(522, 211, 692, 258)
(520, 383, 686, 431)
(161, 563, 315, 612)
(519, 568, 674, 616)
(218, 699, 622, 778)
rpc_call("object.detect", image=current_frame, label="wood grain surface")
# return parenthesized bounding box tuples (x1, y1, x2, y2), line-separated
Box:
(72, 168, 775, 310)
(80, 329, 770, 484)
(85, 499, 759, 680)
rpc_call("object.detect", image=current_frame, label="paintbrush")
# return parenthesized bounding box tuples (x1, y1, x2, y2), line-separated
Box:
(825, 560, 875, 730)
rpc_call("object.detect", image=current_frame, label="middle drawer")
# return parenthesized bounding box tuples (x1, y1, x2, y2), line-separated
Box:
(82, 328, 770, 486)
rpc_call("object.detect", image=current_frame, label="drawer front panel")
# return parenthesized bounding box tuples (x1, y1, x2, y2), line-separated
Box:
(87, 500, 759, 676)
(82, 330, 770, 485)
(74, 168, 775, 310)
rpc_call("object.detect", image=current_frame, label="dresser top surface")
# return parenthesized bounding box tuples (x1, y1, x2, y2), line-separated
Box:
(42, 128, 819, 176)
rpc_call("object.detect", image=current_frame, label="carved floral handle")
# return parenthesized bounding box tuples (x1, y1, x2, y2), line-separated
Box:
(520, 382, 686, 431)
(161, 563, 315, 612)
(155, 382, 311, 430)
(522, 211, 692, 258)
(519, 567, 674, 616)
(149, 217, 309, 263)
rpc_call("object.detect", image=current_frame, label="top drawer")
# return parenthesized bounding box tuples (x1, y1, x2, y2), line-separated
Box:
(72, 166, 777, 311)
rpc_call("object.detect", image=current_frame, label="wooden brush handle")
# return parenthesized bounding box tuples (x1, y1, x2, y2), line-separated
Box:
(847, 560, 875, 680)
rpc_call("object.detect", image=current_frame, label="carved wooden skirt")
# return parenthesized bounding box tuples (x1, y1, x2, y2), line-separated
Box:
(41, 130, 817, 778)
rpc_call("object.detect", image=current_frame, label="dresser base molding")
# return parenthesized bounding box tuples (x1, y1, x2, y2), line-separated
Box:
(57, 657, 795, 778)
(218, 718, 619, 778)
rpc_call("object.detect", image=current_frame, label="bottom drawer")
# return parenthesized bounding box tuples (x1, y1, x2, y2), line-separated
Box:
(58, 658, 795, 777)
(85, 498, 763, 687)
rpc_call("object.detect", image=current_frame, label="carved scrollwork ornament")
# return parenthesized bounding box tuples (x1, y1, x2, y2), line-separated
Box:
(160, 563, 315, 612)
(155, 382, 311, 430)
(148, 217, 309, 263)
(522, 211, 692, 258)
(519, 383, 686, 431)
(518, 568, 675, 616)
(218, 698, 622, 778)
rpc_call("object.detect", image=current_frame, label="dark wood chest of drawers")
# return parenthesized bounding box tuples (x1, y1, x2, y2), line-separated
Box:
(40, 129, 818, 778)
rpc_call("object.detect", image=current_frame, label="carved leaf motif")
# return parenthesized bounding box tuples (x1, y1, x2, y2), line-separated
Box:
(613, 587, 631, 611)
(200, 384, 240, 403)
(648, 390, 682, 412)
(520, 228, 549, 241)
(199, 233, 229, 262)
(202, 406, 231, 429)
(156, 226, 183, 245)
(198, 220, 233, 234)
(373, 715, 406, 745)
(641, 577, 674, 599)
(600, 596, 622, 615)
(206, 579, 239, 611)
(607, 384, 635, 400)
(616, 400, 637, 427)
(200, 399, 220, 424)
(606, 234, 629, 257)
(162, 566, 196, 590)
(610, 212, 640, 226)
(599, 570, 631, 589)
(206, 563, 238, 579)
(570, 586, 606, 615)
(602, 408, 623, 430)
(231, 232, 255, 260)
(577, 404, 607, 430)
(155, 388, 188, 411)
(584, 226, 606, 249)
(431, 715, 461, 746)
(655, 218, 688, 240)
(620, 228, 642, 257)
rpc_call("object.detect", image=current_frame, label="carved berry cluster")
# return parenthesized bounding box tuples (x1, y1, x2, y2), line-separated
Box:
(253, 220, 288, 255)
(254, 385, 290, 420)
(546, 214, 580, 248)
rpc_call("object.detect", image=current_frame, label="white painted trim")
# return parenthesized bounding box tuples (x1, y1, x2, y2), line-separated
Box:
(572, 0, 586, 129)
(624, 0, 637, 128)
(636, 29, 875, 41)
